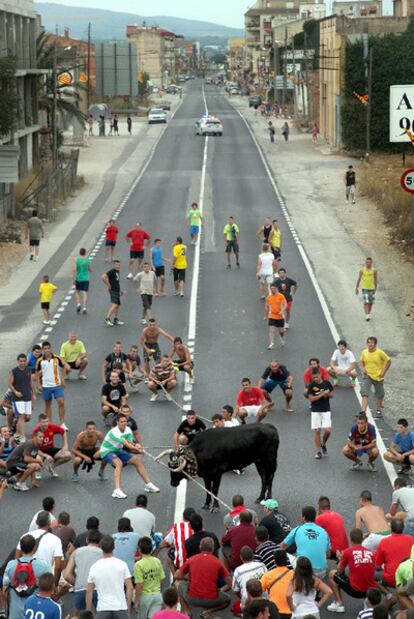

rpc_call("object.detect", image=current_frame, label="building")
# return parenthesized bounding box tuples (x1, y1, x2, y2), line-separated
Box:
(0, 0, 44, 219)
(319, 13, 408, 147)
(394, 0, 414, 15)
(126, 25, 182, 87)
(46, 28, 96, 91)
(228, 37, 246, 79)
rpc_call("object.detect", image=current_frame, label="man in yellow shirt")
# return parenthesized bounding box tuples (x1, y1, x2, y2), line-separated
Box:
(360, 337, 391, 418)
(355, 257, 378, 322)
(172, 236, 187, 298)
(60, 332, 88, 380)
(39, 275, 57, 325)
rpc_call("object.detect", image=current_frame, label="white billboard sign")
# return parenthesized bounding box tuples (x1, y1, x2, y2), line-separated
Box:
(390, 85, 414, 143)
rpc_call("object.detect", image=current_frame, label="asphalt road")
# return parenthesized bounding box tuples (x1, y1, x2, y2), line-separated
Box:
(0, 81, 394, 617)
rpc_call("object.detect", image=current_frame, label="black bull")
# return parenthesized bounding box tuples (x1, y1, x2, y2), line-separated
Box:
(158, 423, 279, 511)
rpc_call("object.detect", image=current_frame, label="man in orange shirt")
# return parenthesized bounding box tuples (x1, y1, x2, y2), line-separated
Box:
(264, 284, 287, 350)
(260, 549, 293, 617)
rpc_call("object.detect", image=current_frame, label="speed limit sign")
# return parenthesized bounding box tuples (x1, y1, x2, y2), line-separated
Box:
(401, 168, 414, 193)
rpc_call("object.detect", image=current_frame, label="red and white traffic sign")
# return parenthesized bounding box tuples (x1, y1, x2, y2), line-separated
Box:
(401, 168, 414, 193)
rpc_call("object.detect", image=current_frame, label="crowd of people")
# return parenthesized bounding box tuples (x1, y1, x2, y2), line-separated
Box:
(0, 201, 411, 619)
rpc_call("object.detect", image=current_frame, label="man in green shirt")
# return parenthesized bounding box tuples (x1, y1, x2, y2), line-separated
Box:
(187, 202, 204, 245)
(100, 414, 160, 500)
(223, 216, 240, 269)
(60, 332, 88, 380)
(73, 247, 92, 314)
(134, 536, 165, 618)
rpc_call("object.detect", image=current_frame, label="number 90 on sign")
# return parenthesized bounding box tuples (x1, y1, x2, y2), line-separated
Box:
(400, 168, 414, 194)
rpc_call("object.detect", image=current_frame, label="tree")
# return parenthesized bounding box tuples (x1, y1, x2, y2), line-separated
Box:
(0, 56, 19, 137)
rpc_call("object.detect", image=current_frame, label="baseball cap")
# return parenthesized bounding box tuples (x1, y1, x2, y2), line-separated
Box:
(260, 498, 279, 510)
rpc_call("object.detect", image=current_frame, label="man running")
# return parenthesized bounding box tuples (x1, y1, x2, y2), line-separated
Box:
(223, 216, 240, 269)
(343, 412, 379, 472)
(8, 353, 35, 439)
(101, 260, 124, 327)
(256, 244, 276, 300)
(172, 337, 193, 382)
(360, 336, 391, 418)
(328, 339, 357, 387)
(355, 257, 378, 322)
(147, 355, 177, 402)
(150, 239, 170, 296)
(345, 164, 356, 204)
(172, 237, 187, 297)
(268, 219, 282, 266)
(73, 248, 92, 314)
(126, 222, 151, 278)
(25, 209, 44, 261)
(71, 420, 107, 482)
(307, 367, 334, 460)
(99, 413, 159, 499)
(35, 341, 69, 429)
(187, 202, 204, 245)
(60, 332, 88, 381)
(134, 262, 156, 325)
(140, 319, 174, 375)
(264, 283, 287, 349)
(256, 217, 272, 244)
(235, 378, 270, 423)
(274, 268, 297, 329)
(258, 360, 293, 412)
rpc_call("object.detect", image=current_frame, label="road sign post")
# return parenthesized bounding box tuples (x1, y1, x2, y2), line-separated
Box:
(400, 168, 414, 229)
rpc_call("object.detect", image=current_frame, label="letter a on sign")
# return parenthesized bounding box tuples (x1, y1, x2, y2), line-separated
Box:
(390, 85, 414, 143)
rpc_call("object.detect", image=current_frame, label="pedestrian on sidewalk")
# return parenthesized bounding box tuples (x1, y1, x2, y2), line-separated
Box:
(311, 123, 319, 142)
(267, 122, 276, 144)
(104, 219, 119, 263)
(25, 210, 44, 262)
(98, 115, 105, 137)
(134, 262, 156, 325)
(73, 248, 92, 314)
(127, 116, 132, 135)
(355, 257, 378, 321)
(360, 336, 391, 418)
(281, 122, 289, 142)
(108, 115, 114, 136)
(39, 275, 57, 325)
(87, 114, 94, 136)
(101, 260, 124, 327)
(345, 164, 356, 204)
(113, 115, 119, 136)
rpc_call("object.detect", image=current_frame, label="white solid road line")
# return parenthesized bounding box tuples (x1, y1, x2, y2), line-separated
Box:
(234, 105, 397, 486)
(173, 86, 210, 523)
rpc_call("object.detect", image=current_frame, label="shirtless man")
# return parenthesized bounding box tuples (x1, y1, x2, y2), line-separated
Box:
(355, 489, 390, 551)
(140, 318, 174, 375)
(71, 420, 107, 482)
(172, 337, 193, 382)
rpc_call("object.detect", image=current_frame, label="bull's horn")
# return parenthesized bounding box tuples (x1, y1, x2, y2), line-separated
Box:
(154, 449, 171, 461)
(173, 458, 187, 472)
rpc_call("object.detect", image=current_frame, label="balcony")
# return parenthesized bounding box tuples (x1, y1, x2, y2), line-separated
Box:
(246, 19, 260, 28)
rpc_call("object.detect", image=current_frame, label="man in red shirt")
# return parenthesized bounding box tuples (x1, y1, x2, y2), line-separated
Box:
(315, 496, 348, 559)
(327, 528, 386, 613)
(221, 510, 257, 570)
(104, 219, 119, 263)
(175, 537, 231, 616)
(235, 378, 270, 423)
(303, 358, 330, 386)
(32, 412, 70, 478)
(376, 518, 414, 587)
(125, 222, 151, 278)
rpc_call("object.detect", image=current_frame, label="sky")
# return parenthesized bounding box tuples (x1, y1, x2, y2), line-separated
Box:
(41, 0, 250, 28)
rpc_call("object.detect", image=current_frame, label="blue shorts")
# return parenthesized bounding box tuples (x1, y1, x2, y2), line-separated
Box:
(75, 590, 97, 611)
(263, 378, 289, 393)
(355, 448, 370, 457)
(103, 450, 134, 466)
(189, 225, 199, 235)
(42, 386, 65, 401)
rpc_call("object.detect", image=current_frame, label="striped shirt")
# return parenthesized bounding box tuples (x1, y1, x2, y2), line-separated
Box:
(36, 355, 65, 387)
(357, 610, 373, 619)
(151, 360, 174, 382)
(254, 540, 279, 570)
(100, 426, 133, 457)
(164, 521, 193, 567)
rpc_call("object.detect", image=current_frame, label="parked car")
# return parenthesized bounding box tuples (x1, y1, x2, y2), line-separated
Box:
(249, 95, 262, 107)
(195, 116, 223, 136)
(148, 108, 167, 124)
(229, 87, 240, 95)
(158, 99, 171, 111)
(166, 85, 181, 94)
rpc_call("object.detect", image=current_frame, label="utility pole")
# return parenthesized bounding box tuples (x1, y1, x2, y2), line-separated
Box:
(292, 37, 298, 119)
(87, 21, 91, 109)
(273, 42, 279, 104)
(304, 31, 310, 120)
(51, 43, 58, 167)
(365, 46, 373, 159)
(282, 27, 287, 112)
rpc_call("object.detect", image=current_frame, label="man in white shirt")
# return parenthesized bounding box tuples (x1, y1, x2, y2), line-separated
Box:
(29, 496, 57, 531)
(86, 535, 133, 619)
(122, 493, 156, 539)
(232, 546, 267, 608)
(16, 511, 63, 583)
(257, 244, 277, 300)
(329, 339, 357, 387)
(134, 262, 156, 325)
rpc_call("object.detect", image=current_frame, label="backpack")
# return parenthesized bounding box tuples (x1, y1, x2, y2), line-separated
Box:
(11, 560, 36, 597)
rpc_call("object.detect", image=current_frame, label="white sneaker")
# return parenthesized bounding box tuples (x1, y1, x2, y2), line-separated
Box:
(78, 374, 87, 380)
(268, 342, 274, 350)
(150, 393, 159, 402)
(189, 376, 194, 385)
(285, 322, 290, 329)
(14, 482, 29, 492)
(126, 273, 133, 279)
(365, 314, 370, 321)
(145, 482, 160, 493)
(35, 472, 42, 480)
(141, 318, 147, 325)
(280, 337, 285, 347)
(42, 320, 50, 325)
(61, 423, 69, 431)
(327, 601, 345, 613)
(112, 488, 127, 499)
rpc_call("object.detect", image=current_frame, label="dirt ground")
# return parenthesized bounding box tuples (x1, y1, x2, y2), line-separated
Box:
(0, 241, 27, 285)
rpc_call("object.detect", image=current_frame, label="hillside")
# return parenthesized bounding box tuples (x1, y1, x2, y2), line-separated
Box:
(35, 2, 244, 41)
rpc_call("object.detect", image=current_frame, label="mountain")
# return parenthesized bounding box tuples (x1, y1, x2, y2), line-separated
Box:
(34, 3, 244, 42)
